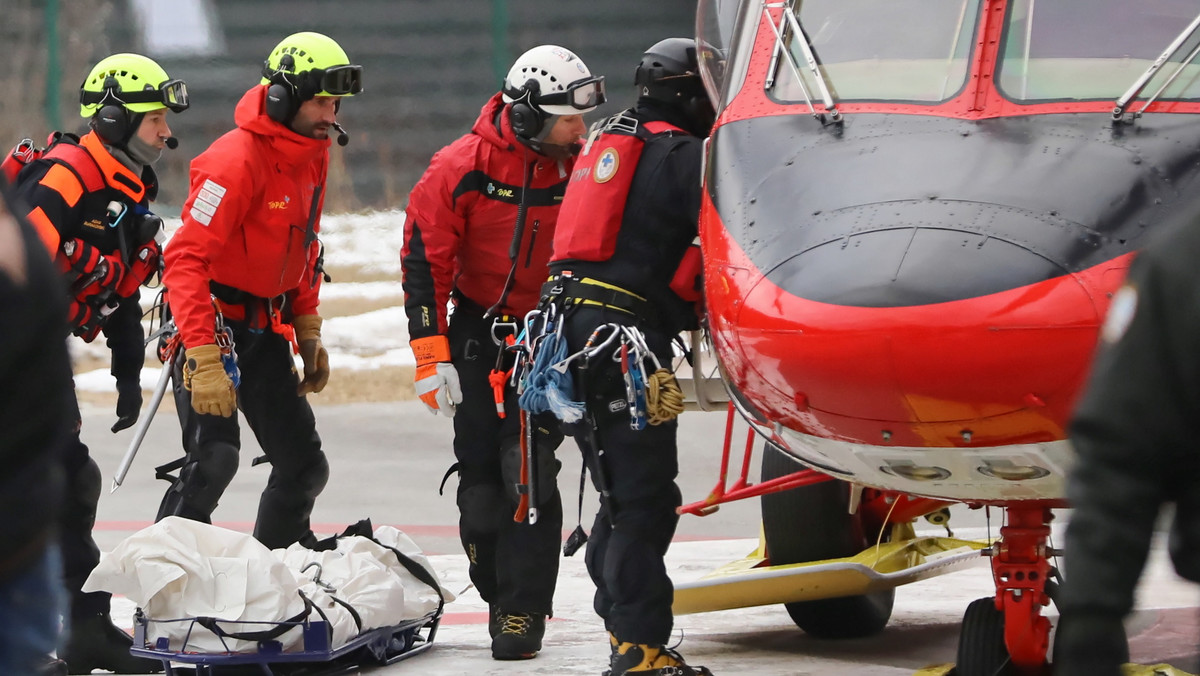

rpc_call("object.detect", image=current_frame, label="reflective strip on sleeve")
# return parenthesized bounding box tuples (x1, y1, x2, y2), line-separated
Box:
(26, 207, 61, 253)
(39, 163, 84, 208)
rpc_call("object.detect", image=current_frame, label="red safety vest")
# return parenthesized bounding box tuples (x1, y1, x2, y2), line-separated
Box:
(553, 118, 686, 263)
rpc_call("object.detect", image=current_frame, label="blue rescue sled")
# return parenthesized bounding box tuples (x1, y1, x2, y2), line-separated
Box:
(131, 606, 441, 675)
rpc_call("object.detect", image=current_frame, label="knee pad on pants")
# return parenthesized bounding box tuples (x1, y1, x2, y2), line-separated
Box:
(264, 452, 330, 508)
(458, 482, 506, 535)
(160, 441, 240, 519)
(500, 438, 562, 506)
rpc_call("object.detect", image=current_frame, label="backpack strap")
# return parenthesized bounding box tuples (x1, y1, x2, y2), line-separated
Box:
(42, 139, 106, 194)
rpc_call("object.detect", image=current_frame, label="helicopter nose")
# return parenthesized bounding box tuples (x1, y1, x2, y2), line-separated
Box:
(728, 207, 1109, 439)
(764, 202, 1074, 308)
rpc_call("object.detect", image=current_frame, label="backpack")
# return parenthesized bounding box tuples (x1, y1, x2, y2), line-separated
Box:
(2, 132, 104, 192)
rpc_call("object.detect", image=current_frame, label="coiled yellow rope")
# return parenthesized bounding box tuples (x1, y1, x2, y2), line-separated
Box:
(645, 368, 685, 425)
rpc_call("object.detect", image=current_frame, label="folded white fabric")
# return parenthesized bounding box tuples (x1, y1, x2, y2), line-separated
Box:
(84, 518, 452, 654)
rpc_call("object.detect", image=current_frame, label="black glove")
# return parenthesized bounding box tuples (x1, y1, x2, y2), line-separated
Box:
(111, 380, 142, 433)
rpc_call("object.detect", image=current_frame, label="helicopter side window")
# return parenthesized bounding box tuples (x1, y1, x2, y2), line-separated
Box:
(998, 0, 1200, 102)
(771, 0, 982, 104)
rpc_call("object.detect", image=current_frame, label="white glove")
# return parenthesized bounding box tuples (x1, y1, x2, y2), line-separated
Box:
(415, 361, 463, 417)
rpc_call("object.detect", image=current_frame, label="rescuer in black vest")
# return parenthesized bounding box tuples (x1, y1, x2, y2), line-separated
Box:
(1054, 211, 1200, 674)
(545, 38, 716, 676)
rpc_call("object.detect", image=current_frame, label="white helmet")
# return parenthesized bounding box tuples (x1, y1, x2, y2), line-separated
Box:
(502, 45, 605, 117)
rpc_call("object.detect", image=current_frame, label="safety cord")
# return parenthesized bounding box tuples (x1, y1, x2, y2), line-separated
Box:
(485, 154, 534, 320)
(644, 368, 685, 425)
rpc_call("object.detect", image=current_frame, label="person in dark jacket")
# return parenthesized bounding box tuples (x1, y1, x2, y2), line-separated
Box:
(158, 32, 361, 551)
(544, 38, 715, 676)
(0, 184, 74, 676)
(401, 44, 604, 660)
(1054, 211, 1200, 675)
(12, 52, 186, 674)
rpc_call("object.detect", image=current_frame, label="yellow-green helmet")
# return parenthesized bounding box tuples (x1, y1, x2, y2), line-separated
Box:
(259, 32, 362, 98)
(79, 53, 189, 118)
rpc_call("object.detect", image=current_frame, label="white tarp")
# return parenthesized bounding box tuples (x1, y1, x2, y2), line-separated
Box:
(83, 517, 452, 654)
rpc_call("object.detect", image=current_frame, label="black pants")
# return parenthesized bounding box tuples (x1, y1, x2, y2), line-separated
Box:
(561, 307, 682, 645)
(1056, 429, 1200, 675)
(157, 322, 329, 550)
(448, 304, 564, 615)
(62, 387, 106, 619)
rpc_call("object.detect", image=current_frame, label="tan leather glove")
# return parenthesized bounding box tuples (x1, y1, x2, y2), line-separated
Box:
(294, 314, 329, 395)
(183, 344, 236, 417)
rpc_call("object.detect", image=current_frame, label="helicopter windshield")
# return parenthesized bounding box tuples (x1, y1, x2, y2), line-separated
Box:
(997, 1, 1200, 102)
(771, 0, 982, 104)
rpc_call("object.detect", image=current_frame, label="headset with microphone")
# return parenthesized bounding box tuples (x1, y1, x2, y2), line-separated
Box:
(263, 54, 360, 146)
(332, 122, 349, 146)
(506, 79, 546, 140)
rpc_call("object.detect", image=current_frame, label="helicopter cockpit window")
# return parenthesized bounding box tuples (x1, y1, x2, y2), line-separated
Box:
(997, 1, 1200, 102)
(771, 0, 982, 104)
(697, 0, 747, 111)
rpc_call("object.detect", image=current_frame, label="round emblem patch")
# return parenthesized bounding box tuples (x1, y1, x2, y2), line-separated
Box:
(594, 147, 619, 183)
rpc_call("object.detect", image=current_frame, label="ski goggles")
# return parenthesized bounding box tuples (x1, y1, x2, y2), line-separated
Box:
(80, 79, 190, 113)
(537, 75, 607, 111)
(263, 64, 364, 97)
(311, 64, 364, 96)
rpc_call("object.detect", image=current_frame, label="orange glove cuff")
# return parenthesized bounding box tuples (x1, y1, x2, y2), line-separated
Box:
(410, 335, 451, 366)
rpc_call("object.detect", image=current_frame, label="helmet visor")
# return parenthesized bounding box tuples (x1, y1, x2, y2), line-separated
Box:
(538, 75, 606, 111)
(318, 65, 363, 96)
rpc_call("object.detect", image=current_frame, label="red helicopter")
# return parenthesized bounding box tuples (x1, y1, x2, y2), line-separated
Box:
(674, 1, 1200, 673)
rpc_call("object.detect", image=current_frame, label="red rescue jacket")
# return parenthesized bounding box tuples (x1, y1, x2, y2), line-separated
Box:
(165, 85, 328, 348)
(401, 93, 576, 340)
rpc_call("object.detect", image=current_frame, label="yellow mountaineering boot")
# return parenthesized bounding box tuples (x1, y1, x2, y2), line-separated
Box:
(605, 641, 714, 676)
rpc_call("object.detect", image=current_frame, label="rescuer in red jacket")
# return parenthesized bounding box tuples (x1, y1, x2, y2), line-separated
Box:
(401, 45, 605, 660)
(12, 52, 186, 675)
(159, 32, 362, 551)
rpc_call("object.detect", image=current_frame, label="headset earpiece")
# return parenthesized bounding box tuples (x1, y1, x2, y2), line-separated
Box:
(507, 78, 545, 140)
(265, 80, 294, 124)
(93, 103, 129, 145)
(92, 75, 131, 145)
(265, 54, 301, 124)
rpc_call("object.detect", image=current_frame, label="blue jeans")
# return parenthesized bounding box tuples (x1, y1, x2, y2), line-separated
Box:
(0, 543, 65, 676)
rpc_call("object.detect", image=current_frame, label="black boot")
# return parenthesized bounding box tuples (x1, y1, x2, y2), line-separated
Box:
(491, 610, 545, 660)
(60, 612, 163, 674)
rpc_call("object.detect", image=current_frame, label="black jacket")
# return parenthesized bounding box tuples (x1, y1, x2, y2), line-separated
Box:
(551, 99, 705, 336)
(1061, 210, 1200, 614)
(0, 185, 73, 579)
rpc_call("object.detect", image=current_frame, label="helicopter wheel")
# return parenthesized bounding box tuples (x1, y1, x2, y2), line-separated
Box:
(760, 443, 894, 639)
(956, 596, 1013, 676)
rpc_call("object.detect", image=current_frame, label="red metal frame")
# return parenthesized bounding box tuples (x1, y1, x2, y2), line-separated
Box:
(677, 404, 954, 525)
(991, 504, 1056, 673)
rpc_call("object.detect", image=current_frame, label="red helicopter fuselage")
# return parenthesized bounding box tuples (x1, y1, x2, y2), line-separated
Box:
(698, 0, 1200, 504)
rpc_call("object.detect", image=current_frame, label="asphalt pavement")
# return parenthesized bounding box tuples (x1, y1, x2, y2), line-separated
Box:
(79, 400, 1199, 675)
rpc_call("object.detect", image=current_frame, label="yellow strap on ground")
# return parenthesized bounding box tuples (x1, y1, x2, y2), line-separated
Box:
(1122, 665, 1196, 676)
(911, 663, 1195, 675)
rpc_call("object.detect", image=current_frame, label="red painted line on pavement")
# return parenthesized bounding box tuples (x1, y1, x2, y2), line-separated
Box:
(439, 612, 565, 626)
(440, 612, 489, 626)
(94, 521, 741, 542)
(94, 521, 462, 537)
